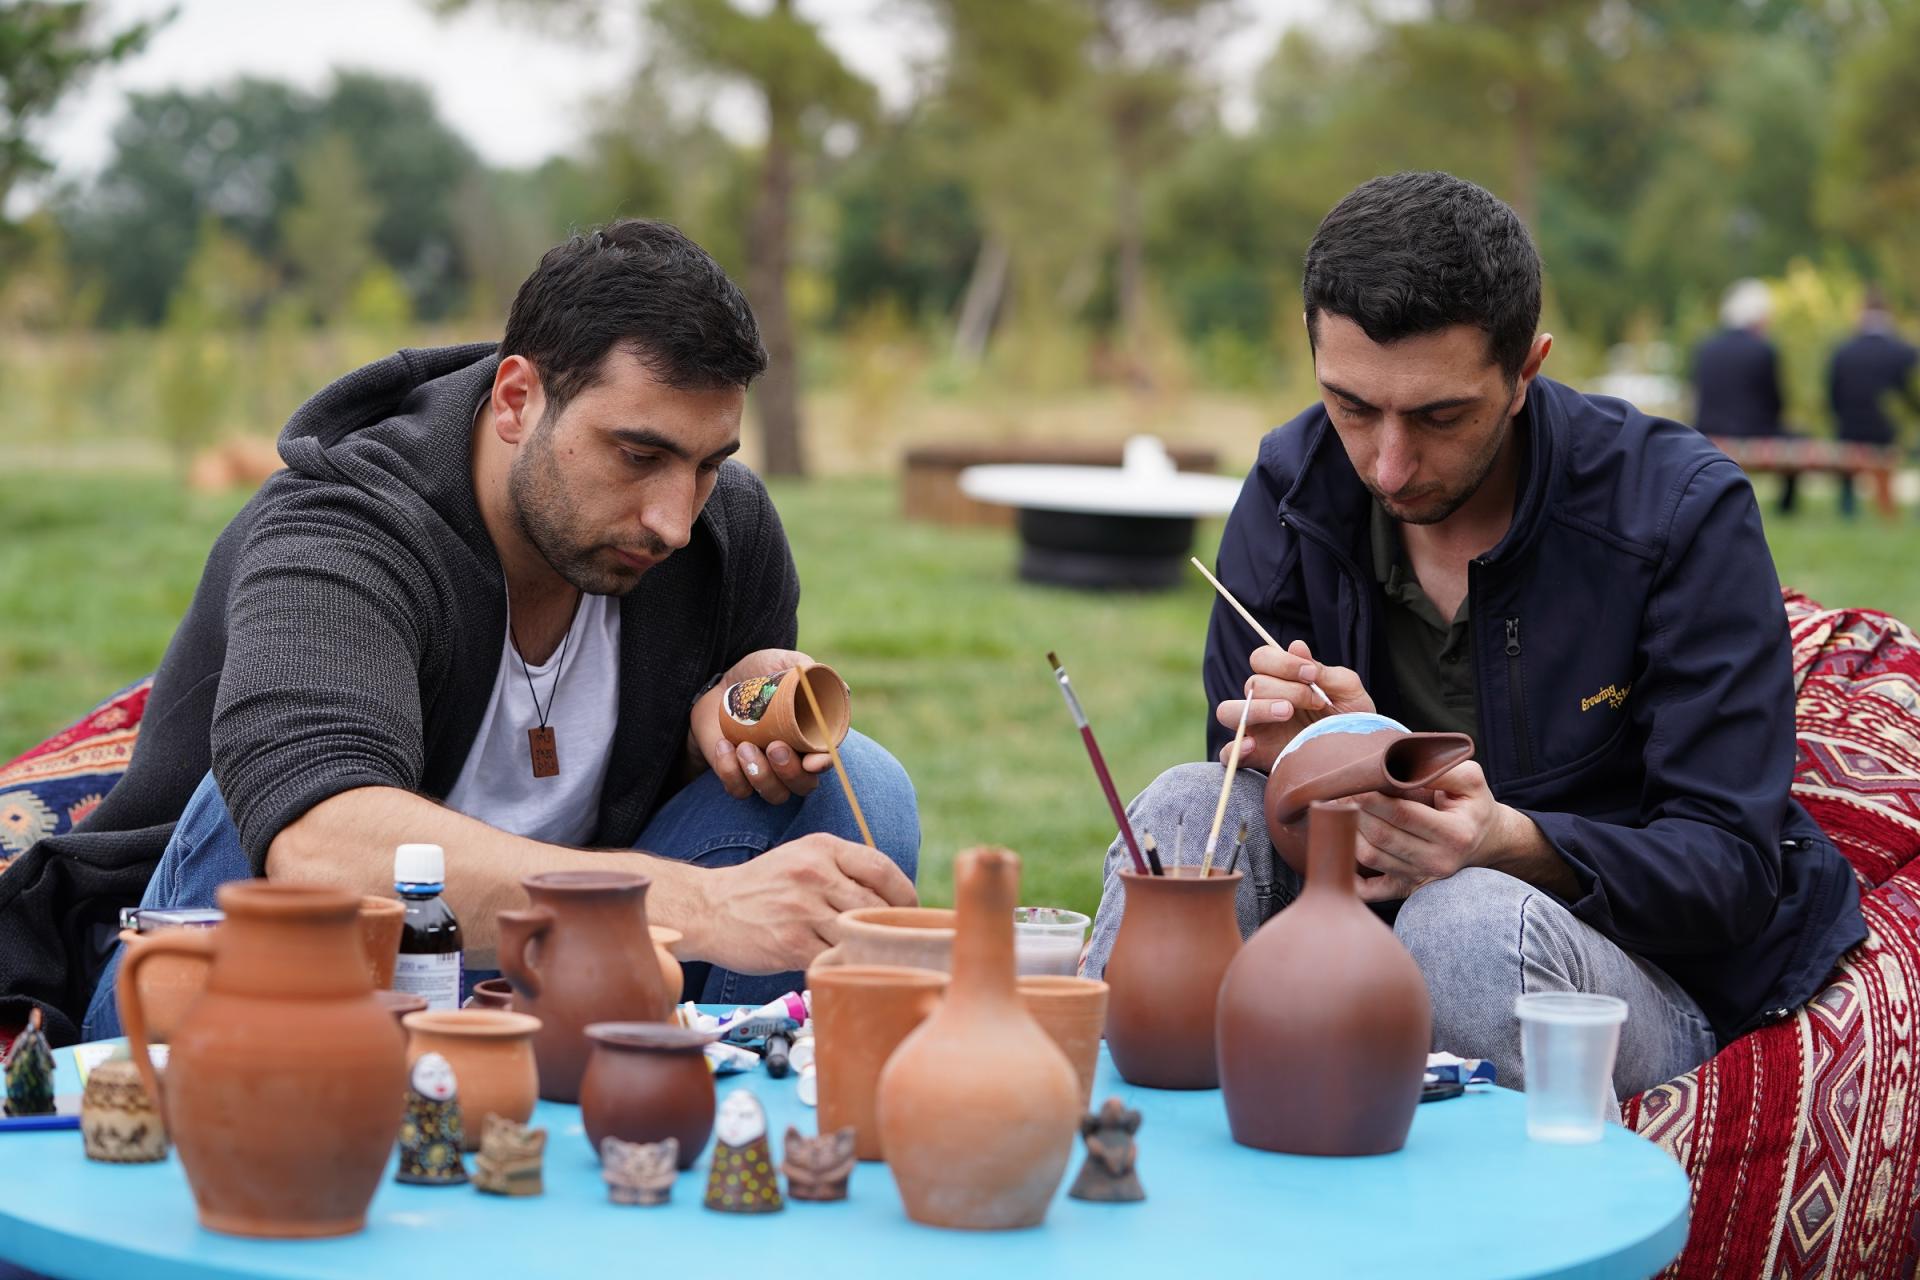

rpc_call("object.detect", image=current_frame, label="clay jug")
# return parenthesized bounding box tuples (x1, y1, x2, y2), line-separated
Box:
(118, 881, 407, 1238)
(403, 1010, 541, 1151)
(1217, 801, 1432, 1155)
(1264, 712, 1474, 877)
(1102, 866, 1243, 1088)
(579, 1022, 718, 1169)
(498, 870, 672, 1103)
(810, 906, 956, 972)
(716, 662, 850, 753)
(809, 964, 949, 1161)
(876, 847, 1080, 1230)
(115, 926, 214, 1043)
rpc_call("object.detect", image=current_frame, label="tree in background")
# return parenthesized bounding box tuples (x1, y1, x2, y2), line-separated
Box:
(1818, 1, 1920, 299)
(280, 134, 382, 325)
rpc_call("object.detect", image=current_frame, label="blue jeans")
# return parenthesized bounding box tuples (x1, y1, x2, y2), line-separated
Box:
(84, 731, 919, 1037)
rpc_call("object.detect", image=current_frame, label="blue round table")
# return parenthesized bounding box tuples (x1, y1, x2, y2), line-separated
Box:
(0, 1038, 1688, 1279)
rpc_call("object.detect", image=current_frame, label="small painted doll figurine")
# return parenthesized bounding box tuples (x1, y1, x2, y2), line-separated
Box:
(472, 1114, 545, 1196)
(395, 1053, 467, 1185)
(602, 1136, 679, 1206)
(781, 1125, 855, 1202)
(1067, 1097, 1145, 1203)
(703, 1089, 784, 1213)
(80, 1051, 166, 1163)
(4, 1007, 56, 1117)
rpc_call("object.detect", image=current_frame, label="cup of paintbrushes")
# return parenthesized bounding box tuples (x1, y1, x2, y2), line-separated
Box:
(1101, 867, 1244, 1089)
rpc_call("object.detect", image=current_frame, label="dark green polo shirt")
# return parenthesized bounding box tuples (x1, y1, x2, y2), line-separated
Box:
(1370, 502, 1480, 742)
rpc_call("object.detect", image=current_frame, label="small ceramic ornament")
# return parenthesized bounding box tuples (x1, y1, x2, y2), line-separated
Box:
(781, 1126, 855, 1202)
(395, 1053, 468, 1185)
(1067, 1098, 1145, 1203)
(602, 1136, 679, 1205)
(80, 1052, 167, 1163)
(703, 1089, 784, 1213)
(472, 1114, 545, 1196)
(3, 1007, 56, 1117)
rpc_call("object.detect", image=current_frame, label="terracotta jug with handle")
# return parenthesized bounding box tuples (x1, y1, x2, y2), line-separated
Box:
(498, 870, 672, 1103)
(117, 881, 407, 1238)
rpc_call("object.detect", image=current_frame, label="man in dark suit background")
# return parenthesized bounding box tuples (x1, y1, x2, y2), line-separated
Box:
(1829, 287, 1918, 518)
(1693, 278, 1797, 514)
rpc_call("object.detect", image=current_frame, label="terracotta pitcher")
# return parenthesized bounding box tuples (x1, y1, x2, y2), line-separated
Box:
(1102, 866, 1243, 1089)
(117, 881, 407, 1238)
(403, 1010, 541, 1151)
(498, 870, 672, 1103)
(716, 662, 850, 753)
(1217, 801, 1432, 1155)
(876, 847, 1080, 1230)
(115, 927, 215, 1043)
(810, 906, 956, 972)
(1264, 712, 1474, 876)
(810, 964, 948, 1161)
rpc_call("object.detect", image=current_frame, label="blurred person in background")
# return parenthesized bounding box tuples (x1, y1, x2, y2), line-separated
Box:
(1828, 287, 1918, 519)
(1692, 278, 1797, 515)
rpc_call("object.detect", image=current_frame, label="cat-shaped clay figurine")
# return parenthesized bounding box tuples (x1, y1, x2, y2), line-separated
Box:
(602, 1136, 679, 1206)
(473, 1115, 546, 1196)
(781, 1125, 856, 1201)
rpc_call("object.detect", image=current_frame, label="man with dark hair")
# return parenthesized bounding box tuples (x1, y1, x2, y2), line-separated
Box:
(1828, 287, 1917, 519)
(1086, 172, 1863, 1096)
(0, 219, 920, 1043)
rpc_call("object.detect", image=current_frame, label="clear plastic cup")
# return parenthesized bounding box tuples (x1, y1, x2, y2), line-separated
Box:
(1515, 992, 1628, 1144)
(1014, 907, 1091, 976)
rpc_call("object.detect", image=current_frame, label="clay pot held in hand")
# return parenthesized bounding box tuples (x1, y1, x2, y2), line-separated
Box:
(1217, 802, 1432, 1155)
(403, 1010, 541, 1151)
(1018, 975, 1109, 1110)
(810, 906, 956, 972)
(877, 847, 1080, 1230)
(498, 870, 673, 1103)
(1102, 867, 1243, 1089)
(809, 965, 948, 1161)
(1264, 712, 1474, 877)
(117, 881, 407, 1239)
(579, 1022, 719, 1170)
(716, 663, 851, 753)
(358, 895, 406, 990)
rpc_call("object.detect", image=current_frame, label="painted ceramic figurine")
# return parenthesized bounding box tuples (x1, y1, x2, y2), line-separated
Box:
(81, 1052, 167, 1163)
(781, 1125, 855, 1202)
(1067, 1098, 1145, 1203)
(396, 1053, 468, 1185)
(473, 1114, 545, 1196)
(4, 1007, 56, 1118)
(704, 1089, 784, 1213)
(602, 1136, 679, 1205)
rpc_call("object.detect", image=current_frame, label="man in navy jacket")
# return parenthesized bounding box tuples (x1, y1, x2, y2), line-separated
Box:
(1828, 288, 1917, 518)
(1084, 172, 1864, 1096)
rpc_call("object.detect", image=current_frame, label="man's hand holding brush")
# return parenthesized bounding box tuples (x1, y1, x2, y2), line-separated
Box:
(1214, 639, 1374, 772)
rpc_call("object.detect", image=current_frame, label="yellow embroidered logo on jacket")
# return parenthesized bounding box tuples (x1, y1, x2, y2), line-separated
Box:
(1581, 683, 1631, 712)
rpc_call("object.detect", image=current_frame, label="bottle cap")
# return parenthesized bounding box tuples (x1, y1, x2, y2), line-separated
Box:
(394, 842, 446, 887)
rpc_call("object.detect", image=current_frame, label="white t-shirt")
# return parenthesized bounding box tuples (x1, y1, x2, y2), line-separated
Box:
(443, 593, 621, 845)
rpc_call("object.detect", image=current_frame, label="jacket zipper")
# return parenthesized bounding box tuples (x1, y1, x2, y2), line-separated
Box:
(1505, 616, 1535, 774)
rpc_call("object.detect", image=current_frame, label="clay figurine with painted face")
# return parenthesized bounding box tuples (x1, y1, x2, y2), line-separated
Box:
(703, 1089, 784, 1213)
(396, 1052, 468, 1185)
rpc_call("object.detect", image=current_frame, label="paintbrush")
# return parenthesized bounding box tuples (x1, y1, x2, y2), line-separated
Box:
(1201, 695, 1253, 876)
(1224, 821, 1248, 875)
(1047, 651, 1149, 876)
(1143, 833, 1164, 877)
(797, 664, 876, 848)
(1189, 556, 1332, 711)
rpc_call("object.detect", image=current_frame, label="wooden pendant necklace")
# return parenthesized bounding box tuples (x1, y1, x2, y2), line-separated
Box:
(509, 592, 583, 779)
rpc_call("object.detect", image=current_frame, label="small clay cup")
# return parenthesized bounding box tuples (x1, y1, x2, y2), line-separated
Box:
(1018, 975, 1109, 1109)
(809, 965, 949, 1161)
(464, 978, 514, 1010)
(403, 1009, 542, 1151)
(115, 926, 214, 1043)
(374, 990, 428, 1024)
(579, 1022, 718, 1170)
(358, 896, 405, 990)
(716, 663, 851, 754)
(811, 906, 956, 972)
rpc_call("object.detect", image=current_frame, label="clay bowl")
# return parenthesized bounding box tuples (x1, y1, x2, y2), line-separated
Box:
(464, 978, 515, 1010)
(811, 907, 956, 973)
(1018, 974, 1110, 1109)
(402, 1010, 542, 1151)
(358, 896, 406, 990)
(115, 927, 215, 1043)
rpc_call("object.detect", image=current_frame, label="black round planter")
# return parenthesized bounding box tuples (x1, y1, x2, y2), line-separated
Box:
(1014, 507, 1199, 590)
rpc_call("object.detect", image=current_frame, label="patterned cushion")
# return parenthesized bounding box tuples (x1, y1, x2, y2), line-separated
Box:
(1625, 590, 1920, 1278)
(0, 678, 152, 877)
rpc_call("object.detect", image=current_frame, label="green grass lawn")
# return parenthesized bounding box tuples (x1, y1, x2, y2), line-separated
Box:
(4, 470, 1918, 917)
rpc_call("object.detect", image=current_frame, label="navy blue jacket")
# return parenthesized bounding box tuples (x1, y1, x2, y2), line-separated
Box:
(1204, 377, 1865, 1043)
(1692, 328, 1785, 438)
(1829, 330, 1918, 446)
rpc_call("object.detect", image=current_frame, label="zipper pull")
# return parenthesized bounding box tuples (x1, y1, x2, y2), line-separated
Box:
(1505, 617, 1522, 656)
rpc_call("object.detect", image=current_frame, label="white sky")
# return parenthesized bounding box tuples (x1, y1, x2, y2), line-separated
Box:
(34, 0, 1324, 188)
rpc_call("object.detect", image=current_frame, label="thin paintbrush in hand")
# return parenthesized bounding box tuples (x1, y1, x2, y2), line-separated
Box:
(1202, 695, 1253, 876)
(1189, 556, 1332, 711)
(1047, 652, 1149, 876)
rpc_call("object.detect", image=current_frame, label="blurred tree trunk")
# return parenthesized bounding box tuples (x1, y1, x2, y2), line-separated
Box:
(952, 232, 1009, 363)
(750, 43, 804, 476)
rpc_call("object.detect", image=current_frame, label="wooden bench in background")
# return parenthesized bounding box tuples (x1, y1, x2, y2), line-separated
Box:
(1708, 436, 1901, 517)
(902, 442, 1221, 527)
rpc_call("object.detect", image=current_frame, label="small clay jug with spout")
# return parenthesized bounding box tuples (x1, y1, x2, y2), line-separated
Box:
(1217, 801, 1432, 1155)
(117, 881, 407, 1238)
(1102, 866, 1243, 1088)
(498, 870, 671, 1103)
(1264, 713, 1474, 877)
(876, 847, 1080, 1230)
(716, 662, 851, 753)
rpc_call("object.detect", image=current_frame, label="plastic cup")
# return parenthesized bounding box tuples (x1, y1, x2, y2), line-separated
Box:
(1515, 992, 1629, 1144)
(1014, 907, 1091, 976)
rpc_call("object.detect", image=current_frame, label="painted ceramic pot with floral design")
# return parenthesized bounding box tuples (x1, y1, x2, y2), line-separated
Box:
(715, 663, 851, 754)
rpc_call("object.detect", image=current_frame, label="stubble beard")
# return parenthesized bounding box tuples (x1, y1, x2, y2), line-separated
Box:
(507, 412, 633, 596)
